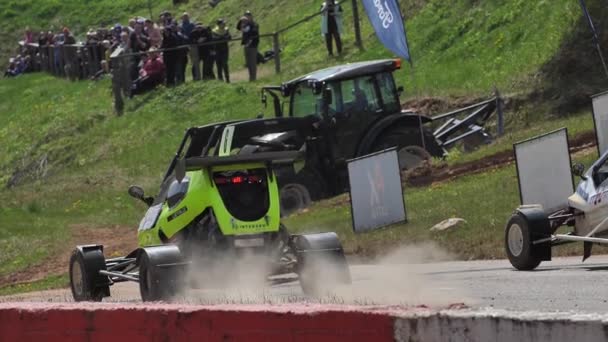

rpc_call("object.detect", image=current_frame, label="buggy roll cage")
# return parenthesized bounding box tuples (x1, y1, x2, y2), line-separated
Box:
(163, 118, 315, 182)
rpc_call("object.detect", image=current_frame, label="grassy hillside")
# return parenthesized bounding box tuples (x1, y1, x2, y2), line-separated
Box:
(0, 0, 606, 293)
(2, 0, 591, 95)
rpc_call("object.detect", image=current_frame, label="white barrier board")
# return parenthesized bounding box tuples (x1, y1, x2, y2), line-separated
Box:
(514, 128, 573, 212)
(592, 91, 608, 155)
(347, 148, 407, 233)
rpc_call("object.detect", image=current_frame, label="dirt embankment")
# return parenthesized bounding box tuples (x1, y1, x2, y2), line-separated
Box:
(406, 130, 597, 187)
(0, 225, 137, 288)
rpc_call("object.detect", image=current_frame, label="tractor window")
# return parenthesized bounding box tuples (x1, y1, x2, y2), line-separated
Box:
(291, 84, 320, 118)
(376, 72, 400, 113)
(340, 76, 381, 113)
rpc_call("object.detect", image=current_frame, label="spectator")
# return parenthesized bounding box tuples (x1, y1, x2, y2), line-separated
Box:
(38, 31, 48, 46)
(63, 27, 76, 45)
(321, 0, 343, 56)
(131, 48, 165, 96)
(145, 19, 162, 48)
(128, 18, 137, 33)
(160, 11, 173, 27)
(161, 24, 187, 86)
(236, 10, 259, 82)
(112, 24, 123, 45)
(130, 20, 150, 79)
(191, 23, 215, 80)
(46, 31, 55, 45)
(212, 18, 231, 83)
(4, 58, 19, 77)
(181, 12, 195, 39)
(24, 27, 33, 44)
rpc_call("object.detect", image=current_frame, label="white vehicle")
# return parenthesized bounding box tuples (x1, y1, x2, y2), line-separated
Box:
(506, 152, 608, 270)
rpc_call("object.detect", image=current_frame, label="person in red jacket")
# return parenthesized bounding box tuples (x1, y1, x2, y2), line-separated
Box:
(130, 48, 166, 96)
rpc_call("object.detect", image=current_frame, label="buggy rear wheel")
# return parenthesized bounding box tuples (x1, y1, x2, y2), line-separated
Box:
(505, 214, 542, 270)
(69, 247, 109, 302)
(294, 233, 352, 296)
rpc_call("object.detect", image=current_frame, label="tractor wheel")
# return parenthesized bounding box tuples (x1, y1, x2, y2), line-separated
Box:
(279, 168, 326, 216)
(505, 214, 542, 271)
(138, 247, 183, 302)
(372, 126, 443, 170)
(69, 247, 108, 302)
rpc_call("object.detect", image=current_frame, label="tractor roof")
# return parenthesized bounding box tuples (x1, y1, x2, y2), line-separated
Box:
(283, 59, 399, 86)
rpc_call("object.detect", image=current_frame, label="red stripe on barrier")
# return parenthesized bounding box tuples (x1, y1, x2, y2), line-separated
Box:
(0, 304, 398, 342)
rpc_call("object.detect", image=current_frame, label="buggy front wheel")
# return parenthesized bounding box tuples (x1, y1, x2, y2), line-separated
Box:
(505, 214, 542, 271)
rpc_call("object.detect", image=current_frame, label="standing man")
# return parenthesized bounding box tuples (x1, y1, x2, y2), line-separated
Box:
(237, 10, 259, 82)
(212, 18, 231, 83)
(321, 0, 343, 56)
(180, 13, 195, 39)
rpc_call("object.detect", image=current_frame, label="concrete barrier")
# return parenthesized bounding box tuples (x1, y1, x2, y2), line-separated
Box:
(2, 304, 608, 341)
(0, 303, 397, 341)
(394, 309, 608, 342)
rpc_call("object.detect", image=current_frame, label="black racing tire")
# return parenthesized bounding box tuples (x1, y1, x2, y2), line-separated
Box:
(505, 214, 542, 271)
(298, 251, 351, 296)
(371, 126, 444, 169)
(69, 248, 107, 302)
(138, 252, 180, 302)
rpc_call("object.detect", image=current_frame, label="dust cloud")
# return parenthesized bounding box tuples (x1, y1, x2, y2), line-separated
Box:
(174, 242, 470, 308)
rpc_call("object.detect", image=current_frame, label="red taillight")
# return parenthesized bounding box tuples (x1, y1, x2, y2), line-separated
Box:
(393, 59, 402, 69)
(214, 174, 263, 185)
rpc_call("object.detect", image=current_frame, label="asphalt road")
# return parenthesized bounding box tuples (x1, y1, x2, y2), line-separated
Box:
(4, 255, 608, 313)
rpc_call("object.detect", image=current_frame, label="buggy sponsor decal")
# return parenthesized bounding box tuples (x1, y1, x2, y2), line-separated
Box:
(167, 206, 188, 222)
(590, 190, 608, 206)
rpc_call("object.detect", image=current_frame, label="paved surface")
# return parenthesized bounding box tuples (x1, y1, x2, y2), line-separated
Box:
(4, 255, 608, 313)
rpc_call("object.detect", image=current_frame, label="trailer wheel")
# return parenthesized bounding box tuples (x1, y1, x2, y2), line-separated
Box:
(372, 126, 443, 169)
(69, 247, 108, 302)
(138, 246, 183, 302)
(505, 214, 542, 270)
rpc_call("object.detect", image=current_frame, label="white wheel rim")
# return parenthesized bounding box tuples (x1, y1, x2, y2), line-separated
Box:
(71, 260, 84, 297)
(508, 223, 524, 257)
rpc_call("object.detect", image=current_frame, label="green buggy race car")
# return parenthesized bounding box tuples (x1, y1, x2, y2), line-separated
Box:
(68, 118, 351, 302)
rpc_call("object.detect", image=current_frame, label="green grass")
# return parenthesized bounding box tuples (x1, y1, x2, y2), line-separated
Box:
(0, 274, 68, 297)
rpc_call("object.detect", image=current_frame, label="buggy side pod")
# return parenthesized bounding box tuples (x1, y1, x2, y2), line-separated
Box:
(515, 205, 552, 261)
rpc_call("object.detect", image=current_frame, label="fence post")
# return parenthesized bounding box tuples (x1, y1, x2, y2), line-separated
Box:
(191, 45, 201, 81)
(495, 87, 504, 137)
(273, 33, 281, 74)
(351, 0, 363, 50)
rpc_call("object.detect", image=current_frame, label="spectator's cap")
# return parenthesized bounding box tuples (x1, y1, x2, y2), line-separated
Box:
(101, 40, 111, 47)
(182, 12, 189, 18)
(244, 10, 252, 16)
(9, 58, 14, 63)
(136, 18, 145, 25)
(145, 18, 153, 23)
(217, 18, 225, 24)
(114, 23, 122, 31)
(160, 10, 171, 17)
